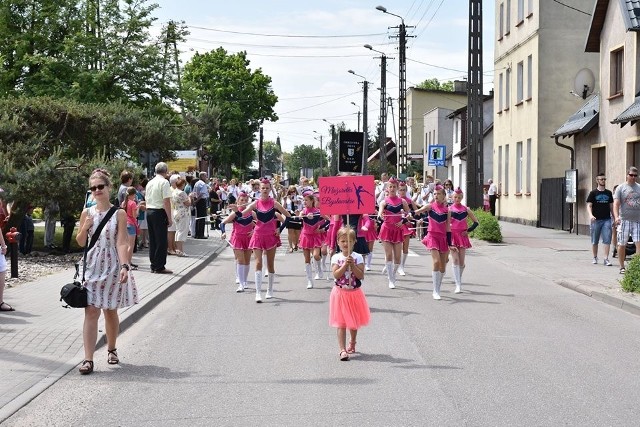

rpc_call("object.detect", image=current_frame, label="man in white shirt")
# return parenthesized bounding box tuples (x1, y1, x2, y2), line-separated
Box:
(488, 179, 498, 216)
(145, 162, 173, 274)
(193, 171, 209, 239)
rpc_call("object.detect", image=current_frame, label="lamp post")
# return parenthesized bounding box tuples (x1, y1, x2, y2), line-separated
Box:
(364, 44, 389, 175)
(376, 5, 411, 177)
(323, 119, 337, 175)
(348, 70, 369, 175)
(351, 101, 361, 132)
(313, 130, 324, 178)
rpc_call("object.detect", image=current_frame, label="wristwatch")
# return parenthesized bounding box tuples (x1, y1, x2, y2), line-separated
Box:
(121, 263, 131, 271)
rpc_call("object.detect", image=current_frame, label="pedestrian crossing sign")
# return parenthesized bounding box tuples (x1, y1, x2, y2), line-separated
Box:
(427, 145, 446, 167)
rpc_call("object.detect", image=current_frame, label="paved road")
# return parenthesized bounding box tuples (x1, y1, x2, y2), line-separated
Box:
(4, 223, 640, 426)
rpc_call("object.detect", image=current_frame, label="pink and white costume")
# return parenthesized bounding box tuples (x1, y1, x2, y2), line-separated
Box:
(422, 201, 449, 252)
(229, 212, 255, 250)
(378, 196, 406, 244)
(359, 215, 378, 242)
(298, 207, 324, 249)
(248, 198, 281, 250)
(325, 216, 343, 251)
(450, 203, 472, 249)
(401, 196, 415, 237)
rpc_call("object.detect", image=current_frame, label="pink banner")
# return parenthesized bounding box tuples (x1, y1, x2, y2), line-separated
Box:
(318, 175, 376, 215)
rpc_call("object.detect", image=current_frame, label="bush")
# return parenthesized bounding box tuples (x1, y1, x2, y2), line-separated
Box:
(621, 255, 640, 292)
(32, 207, 43, 220)
(469, 208, 503, 243)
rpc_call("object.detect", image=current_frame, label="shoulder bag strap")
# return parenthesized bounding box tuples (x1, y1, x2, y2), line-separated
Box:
(82, 206, 119, 282)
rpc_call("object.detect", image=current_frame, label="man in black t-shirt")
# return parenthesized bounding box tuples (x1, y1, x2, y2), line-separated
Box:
(586, 172, 614, 266)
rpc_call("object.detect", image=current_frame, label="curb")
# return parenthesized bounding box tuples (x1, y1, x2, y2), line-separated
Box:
(0, 243, 227, 424)
(558, 280, 640, 318)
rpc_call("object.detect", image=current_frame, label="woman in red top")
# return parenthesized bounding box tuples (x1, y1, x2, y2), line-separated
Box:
(123, 187, 140, 269)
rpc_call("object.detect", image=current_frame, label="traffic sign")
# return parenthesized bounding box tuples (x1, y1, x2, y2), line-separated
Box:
(427, 145, 446, 167)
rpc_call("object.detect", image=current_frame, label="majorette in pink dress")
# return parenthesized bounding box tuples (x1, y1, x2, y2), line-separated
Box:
(378, 196, 405, 244)
(298, 207, 324, 249)
(401, 196, 415, 237)
(325, 216, 343, 251)
(358, 214, 378, 242)
(449, 203, 472, 249)
(229, 212, 254, 250)
(248, 198, 281, 250)
(422, 201, 449, 252)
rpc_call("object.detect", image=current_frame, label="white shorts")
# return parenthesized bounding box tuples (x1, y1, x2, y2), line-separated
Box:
(0, 254, 6, 273)
(618, 220, 640, 243)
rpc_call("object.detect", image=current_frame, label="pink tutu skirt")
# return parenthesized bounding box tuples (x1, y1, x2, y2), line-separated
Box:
(229, 233, 251, 250)
(451, 231, 472, 249)
(360, 220, 378, 242)
(299, 232, 324, 249)
(329, 286, 370, 330)
(379, 222, 404, 244)
(422, 232, 449, 252)
(249, 232, 281, 250)
(402, 222, 415, 238)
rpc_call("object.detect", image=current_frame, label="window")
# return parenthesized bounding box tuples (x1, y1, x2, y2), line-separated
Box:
(516, 61, 524, 103)
(454, 120, 459, 145)
(632, 142, 640, 167)
(498, 73, 504, 111)
(527, 55, 533, 99)
(517, 0, 524, 23)
(505, 67, 511, 109)
(527, 0, 533, 16)
(498, 146, 503, 193)
(499, 2, 504, 39)
(526, 138, 532, 193)
(505, 144, 510, 194)
(610, 48, 624, 97)
(592, 147, 606, 180)
(506, 0, 511, 34)
(516, 141, 523, 193)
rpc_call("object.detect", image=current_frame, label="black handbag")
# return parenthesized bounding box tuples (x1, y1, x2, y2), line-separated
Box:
(60, 207, 118, 308)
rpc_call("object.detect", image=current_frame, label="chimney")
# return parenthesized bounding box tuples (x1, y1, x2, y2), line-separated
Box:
(454, 80, 467, 93)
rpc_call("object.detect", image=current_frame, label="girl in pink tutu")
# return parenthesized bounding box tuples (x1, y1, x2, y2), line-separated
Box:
(239, 179, 291, 302)
(298, 190, 329, 289)
(358, 213, 378, 271)
(414, 184, 457, 300)
(329, 226, 370, 361)
(220, 192, 255, 293)
(449, 188, 479, 293)
(377, 177, 410, 289)
(398, 181, 420, 276)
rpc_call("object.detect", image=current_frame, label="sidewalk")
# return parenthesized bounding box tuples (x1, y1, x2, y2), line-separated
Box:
(2, 221, 640, 422)
(0, 236, 227, 422)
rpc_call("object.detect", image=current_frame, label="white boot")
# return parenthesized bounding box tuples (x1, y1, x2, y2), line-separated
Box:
(243, 263, 251, 286)
(266, 273, 275, 299)
(453, 264, 462, 293)
(314, 259, 322, 280)
(381, 263, 387, 274)
(398, 253, 407, 276)
(386, 261, 396, 289)
(263, 254, 269, 277)
(365, 252, 373, 271)
(236, 264, 244, 292)
(432, 271, 442, 300)
(321, 254, 327, 275)
(305, 263, 314, 289)
(255, 271, 263, 303)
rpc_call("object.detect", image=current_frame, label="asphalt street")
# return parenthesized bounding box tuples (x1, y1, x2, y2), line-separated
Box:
(4, 227, 640, 427)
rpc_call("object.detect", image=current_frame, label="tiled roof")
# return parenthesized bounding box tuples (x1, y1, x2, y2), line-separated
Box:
(552, 95, 599, 137)
(612, 95, 640, 126)
(586, 0, 640, 52)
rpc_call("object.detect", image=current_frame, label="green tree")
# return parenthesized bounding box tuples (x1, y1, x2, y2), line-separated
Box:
(284, 144, 326, 183)
(262, 140, 282, 177)
(182, 48, 278, 176)
(417, 78, 454, 92)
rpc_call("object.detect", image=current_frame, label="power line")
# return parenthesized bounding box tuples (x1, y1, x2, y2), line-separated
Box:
(551, 0, 591, 16)
(188, 25, 388, 38)
(187, 37, 395, 50)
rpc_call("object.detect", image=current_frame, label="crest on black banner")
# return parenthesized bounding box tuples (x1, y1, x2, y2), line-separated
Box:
(339, 131, 364, 174)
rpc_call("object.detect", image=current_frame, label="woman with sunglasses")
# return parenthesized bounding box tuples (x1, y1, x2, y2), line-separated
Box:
(75, 169, 138, 375)
(443, 179, 455, 206)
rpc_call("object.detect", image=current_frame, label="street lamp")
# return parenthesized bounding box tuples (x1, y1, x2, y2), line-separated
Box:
(364, 44, 389, 175)
(376, 5, 410, 176)
(313, 130, 324, 178)
(350, 101, 361, 132)
(323, 119, 338, 175)
(348, 70, 369, 174)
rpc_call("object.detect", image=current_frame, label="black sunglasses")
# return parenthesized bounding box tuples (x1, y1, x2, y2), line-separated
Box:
(89, 184, 107, 192)
(629, 174, 638, 177)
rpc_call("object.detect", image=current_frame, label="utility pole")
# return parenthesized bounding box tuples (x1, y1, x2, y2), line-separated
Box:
(258, 126, 264, 178)
(467, 0, 484, 209)
(379, 54, 388, 174)
(362, 80, 369, 175)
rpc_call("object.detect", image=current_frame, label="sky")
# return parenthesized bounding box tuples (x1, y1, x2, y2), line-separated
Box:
(151, 0, 496, 155)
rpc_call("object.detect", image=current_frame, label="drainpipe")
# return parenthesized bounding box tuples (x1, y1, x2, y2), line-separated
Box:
(555, 136, 576, 234)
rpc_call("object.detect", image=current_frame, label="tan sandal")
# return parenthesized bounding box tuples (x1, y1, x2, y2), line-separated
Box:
(339, 350, 350, 361)
(107, 349, 119, 365)
(346, 341, 357, 354)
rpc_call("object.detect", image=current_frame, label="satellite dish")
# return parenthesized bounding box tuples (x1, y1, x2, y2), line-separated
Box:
(573, 68, 595, 99)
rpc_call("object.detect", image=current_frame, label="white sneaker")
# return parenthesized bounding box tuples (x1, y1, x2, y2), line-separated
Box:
(604, 258, 612, 266)
(264, 271, 269, 277)
(255, 293, 262, 303)
(454, 286, 462, 294)
(307, 280, 314, 289)
(265, 290, 273, 299)
(388, 281, 396, 289)
(397, 266, 406, 276)
(433, 292, 441, 300)
(314, 273, 321, 280)
(592, 257, 598, 264)
(365, 265, 371, 271)
(236, 285, 244, 293)
(235, 277, 240, 284)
